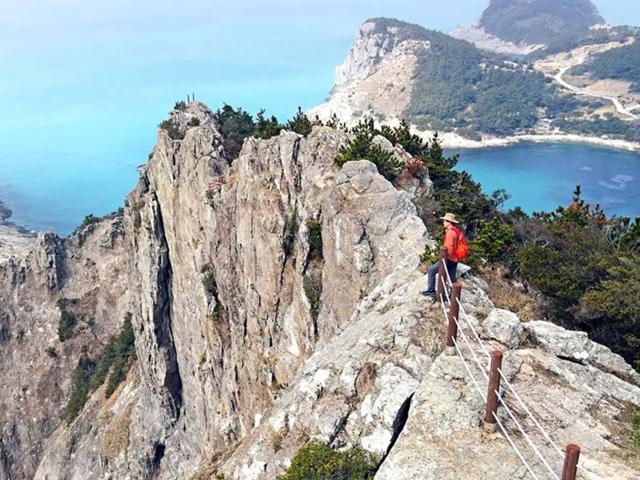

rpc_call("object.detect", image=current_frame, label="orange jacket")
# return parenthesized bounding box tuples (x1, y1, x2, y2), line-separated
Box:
(443, 226, 462, 262)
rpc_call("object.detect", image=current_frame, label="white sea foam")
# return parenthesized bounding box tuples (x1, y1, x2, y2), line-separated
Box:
(598, 174, 633, 190)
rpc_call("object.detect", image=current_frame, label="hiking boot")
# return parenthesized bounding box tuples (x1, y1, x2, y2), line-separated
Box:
(421, 291, 436, 301)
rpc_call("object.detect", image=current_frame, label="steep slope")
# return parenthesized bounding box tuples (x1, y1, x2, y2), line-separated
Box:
(1, 101, 639, 479)
(30, 102, 432, 479)
(0, 217, 128, 480)
(311, 18, 619, 145)
(312, 18, 640, 148)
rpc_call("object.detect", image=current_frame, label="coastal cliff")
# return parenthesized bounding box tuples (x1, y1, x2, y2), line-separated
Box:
(311, 15, 640, 151)
(0, 102, 639, 479)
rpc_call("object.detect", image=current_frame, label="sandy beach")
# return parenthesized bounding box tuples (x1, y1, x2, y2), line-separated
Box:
(434, 130, 640, 153)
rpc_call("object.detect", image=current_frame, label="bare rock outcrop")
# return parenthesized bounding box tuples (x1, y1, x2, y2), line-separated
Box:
(1, 101, 638, 480)
(0, 218, 128, 480)
(376, 312, 640, 480)
(309, 19, 428, 127)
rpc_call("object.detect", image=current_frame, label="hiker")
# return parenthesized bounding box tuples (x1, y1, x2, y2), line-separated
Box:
(422, 213, 467, 301)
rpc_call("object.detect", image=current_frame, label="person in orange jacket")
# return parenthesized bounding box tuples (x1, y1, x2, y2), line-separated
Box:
(422, 213, 466, 301)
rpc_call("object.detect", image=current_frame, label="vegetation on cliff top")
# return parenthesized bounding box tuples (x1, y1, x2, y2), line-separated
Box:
(455, 184, 640, 371)
(404, 29, 585, 136)
(363, 18, 636, 141)
(334, 119, 403, 181)
(356, 113, 640, 370)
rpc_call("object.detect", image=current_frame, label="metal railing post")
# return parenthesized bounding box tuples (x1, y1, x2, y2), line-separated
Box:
(445, 282, 462, 355)
(483, 349, 503, 433)
(561, 444, 580, 480)
(436, 247, 447, 301)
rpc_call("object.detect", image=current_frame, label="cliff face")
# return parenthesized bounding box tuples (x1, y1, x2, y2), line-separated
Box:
(309, 19, 427, 128)
(0, 219, 128, 480)
(1, 102, 639, 479)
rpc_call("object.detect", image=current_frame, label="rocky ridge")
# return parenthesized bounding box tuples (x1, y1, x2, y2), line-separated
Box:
(0, 102, 638, 479)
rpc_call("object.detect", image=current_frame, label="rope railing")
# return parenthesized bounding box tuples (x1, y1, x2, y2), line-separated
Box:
(495, 390, 561, 480)
(434, 250, 588, 480)
(439, 296, 489, 382)
(437, 290, 546, 478)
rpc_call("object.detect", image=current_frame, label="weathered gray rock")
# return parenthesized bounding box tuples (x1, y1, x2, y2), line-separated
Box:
(525, 320, 640, 385)
(376, 341, 640, 480)
(1, 101, 638, 480)
(482, 308, 524, 348)
(0, 218, 128, 480)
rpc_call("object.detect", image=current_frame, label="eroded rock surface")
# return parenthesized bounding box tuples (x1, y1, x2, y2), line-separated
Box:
(1, 101, 638, 480)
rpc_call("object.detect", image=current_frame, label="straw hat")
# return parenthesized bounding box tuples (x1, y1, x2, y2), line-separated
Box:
(439, 213, 459, 224)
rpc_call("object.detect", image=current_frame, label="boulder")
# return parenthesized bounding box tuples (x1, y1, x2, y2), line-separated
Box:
(525, 321, 640, 385)
(482, 308, 524, 348)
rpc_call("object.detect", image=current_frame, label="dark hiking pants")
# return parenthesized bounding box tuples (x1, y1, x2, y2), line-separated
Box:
(425, 259, 458, 295)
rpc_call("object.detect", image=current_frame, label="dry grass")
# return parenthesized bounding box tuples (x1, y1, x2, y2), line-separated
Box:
(355, 362, 377, 399)
(416, 318, 447, 357)
(481, 267, 545, 322)
(99, 401, 135, 459)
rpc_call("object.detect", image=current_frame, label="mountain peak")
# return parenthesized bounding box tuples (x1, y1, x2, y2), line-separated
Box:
(479, 0, 605, 45)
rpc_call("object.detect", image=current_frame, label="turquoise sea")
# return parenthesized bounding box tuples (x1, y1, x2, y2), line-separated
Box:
(1, 137, 639, 236)
(2, 1, 640, 235)
(453, 143, 640, 217)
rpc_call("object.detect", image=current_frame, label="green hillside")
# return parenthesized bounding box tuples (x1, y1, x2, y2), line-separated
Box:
(570, 39, 640, 92)
(366, 19, 595, 139)
(479, 0, 604, 46)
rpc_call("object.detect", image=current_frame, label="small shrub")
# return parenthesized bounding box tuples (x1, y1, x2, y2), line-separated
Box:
(15, 328, 25, 342)
(58, 310, 78, 342)
(190, 472, 225, 480)
(159, 119, 185, 140)
(65, 314, 136, 422)
(188, 117, 201, 127)
(253, 109, 283, 139)
(303, 274, 322, 322)
(325, 113, 347, 131)
(420, 243, 438, 266)
(283, 210, 299, 257)
(277, 440, 377, 480)
(74, 214, 101, 235)
(335, 119, 403, 182)
(174, 101, 187, 111)
(307, 220, 323, 260)
(287, 107, 313, 136)
(467, 218, 516, 267)
(65, 355, 96, 423)
(217, 104, 255, 159)
(405, 157, 427, 178)
(200, 264, 217, 296)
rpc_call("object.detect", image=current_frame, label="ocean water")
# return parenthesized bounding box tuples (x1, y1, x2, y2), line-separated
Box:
(2, 2, 640, 234)
(453, 143, 640, 218)
(2, 137, 639, 236)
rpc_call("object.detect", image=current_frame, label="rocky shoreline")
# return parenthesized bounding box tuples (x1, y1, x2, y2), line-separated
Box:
(0, 199, 36, 261)
(0, 199, 13, 222)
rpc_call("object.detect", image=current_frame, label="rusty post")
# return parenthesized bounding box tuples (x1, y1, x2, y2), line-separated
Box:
(445, 282, 462, 355)
(483, 349, 503, 433)
(561, 444, 581, 480)
(436, 247, 448, 302)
